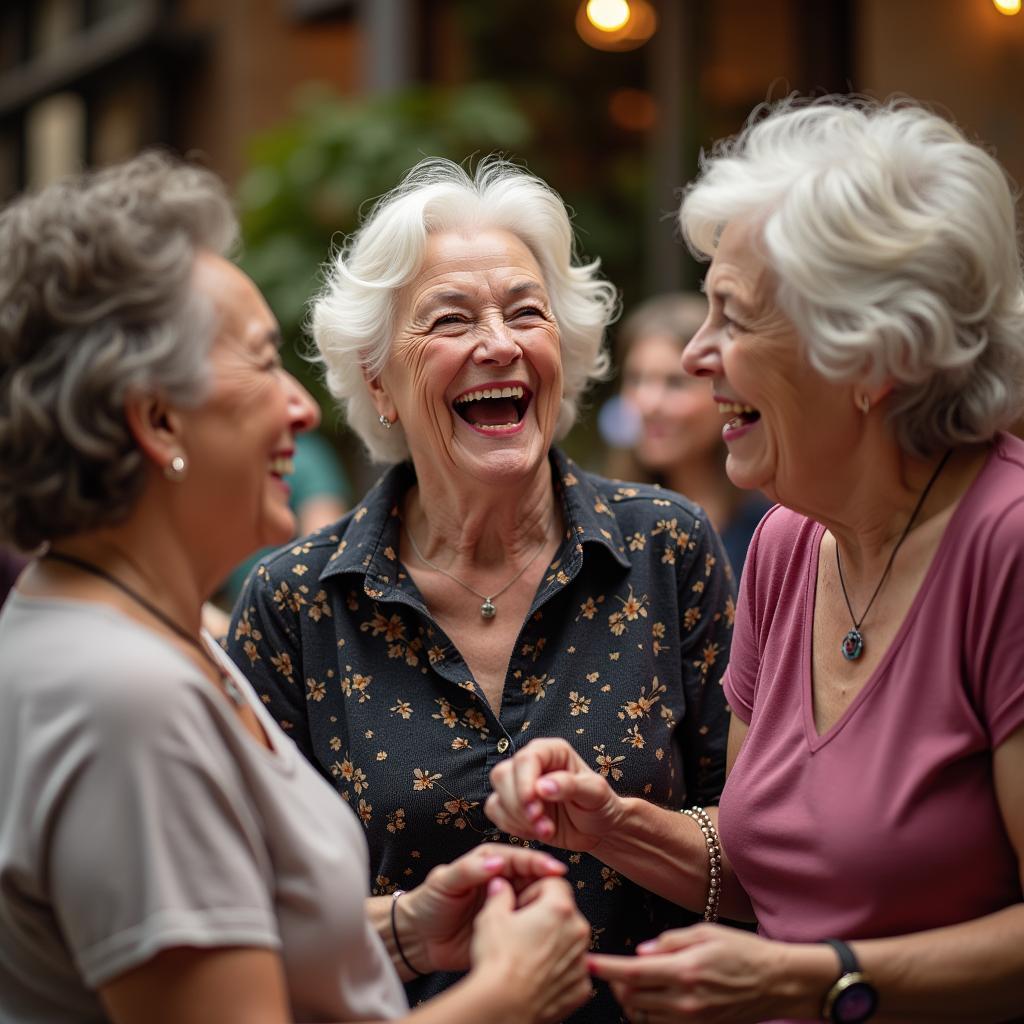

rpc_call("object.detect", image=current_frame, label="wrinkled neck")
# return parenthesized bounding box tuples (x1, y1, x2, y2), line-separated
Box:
(403, 460, 560, 571)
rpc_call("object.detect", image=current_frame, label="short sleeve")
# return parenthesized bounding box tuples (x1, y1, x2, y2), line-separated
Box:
(44, 667, 280, 987)
(973, 499, 1024, 746)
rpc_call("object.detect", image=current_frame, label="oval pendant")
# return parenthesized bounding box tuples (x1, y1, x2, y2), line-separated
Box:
(480, 598, 496, 620)
(841, 629, 864, 661)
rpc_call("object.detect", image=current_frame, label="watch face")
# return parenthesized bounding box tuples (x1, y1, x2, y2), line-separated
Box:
(834, 981, 879, 1023)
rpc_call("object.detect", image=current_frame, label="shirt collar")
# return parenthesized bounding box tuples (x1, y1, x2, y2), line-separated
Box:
(320, 461, 413, 587)
(548, 448, 631, 572)
(320, 449, 630, 591)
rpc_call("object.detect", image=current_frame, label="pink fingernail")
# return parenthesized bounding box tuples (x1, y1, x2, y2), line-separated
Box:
(537, 779, 558, 796)
(636, 941, 655, 953)
(483, 856, 504, 870)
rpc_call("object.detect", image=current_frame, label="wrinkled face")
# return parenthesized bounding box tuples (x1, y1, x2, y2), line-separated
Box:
(620, 333, 725, 472)
(682, 219, 852, 504)
(180, 252, 319, 567)
(374, 230, 563, 488)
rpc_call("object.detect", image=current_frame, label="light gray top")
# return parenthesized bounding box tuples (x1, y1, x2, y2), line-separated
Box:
(0, 591, 407, 1023)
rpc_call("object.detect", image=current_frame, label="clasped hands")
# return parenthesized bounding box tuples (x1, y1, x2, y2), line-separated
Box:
(398, 842, 593, 1022)
(484, 738, 788, 1024)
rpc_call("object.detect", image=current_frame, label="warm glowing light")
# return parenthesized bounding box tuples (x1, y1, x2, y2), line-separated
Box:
(992, 0, 1021, 13)
(577, 0, 656, 51)
(587, 0, 631, 32)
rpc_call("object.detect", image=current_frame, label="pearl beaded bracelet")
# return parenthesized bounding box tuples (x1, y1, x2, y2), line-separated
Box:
(682, 806, 721, 923)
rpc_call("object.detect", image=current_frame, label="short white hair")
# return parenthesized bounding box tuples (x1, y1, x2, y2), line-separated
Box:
(680, 96, 1024, 457)
(311, 157, 618, 463)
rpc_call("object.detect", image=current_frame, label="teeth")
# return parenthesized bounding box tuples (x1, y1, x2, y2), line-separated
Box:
(455, 385, 526, 405)
(475, 422, 520, 432)
(716, 402, 757, 414)
(269, 456, 294, 476)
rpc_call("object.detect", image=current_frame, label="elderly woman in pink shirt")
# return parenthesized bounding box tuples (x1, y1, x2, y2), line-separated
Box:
(485, 96, 1024, 1024)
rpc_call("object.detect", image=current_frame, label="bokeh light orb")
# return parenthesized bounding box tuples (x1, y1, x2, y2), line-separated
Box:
(577, 0, 657, 51)
(586, 0, 631, 32)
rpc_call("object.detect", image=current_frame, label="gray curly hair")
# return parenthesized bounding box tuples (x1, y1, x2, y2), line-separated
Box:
(0, 151, 237, 550)
(311, 156, 619, 463)
(680, 96, 1024, 457)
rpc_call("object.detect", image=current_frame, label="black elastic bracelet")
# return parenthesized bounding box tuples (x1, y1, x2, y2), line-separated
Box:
(390, 889, 426, 978)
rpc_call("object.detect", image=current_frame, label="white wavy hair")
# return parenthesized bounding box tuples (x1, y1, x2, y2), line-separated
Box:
(680, 96, 1024, 457)
(311, 157, 618, 463)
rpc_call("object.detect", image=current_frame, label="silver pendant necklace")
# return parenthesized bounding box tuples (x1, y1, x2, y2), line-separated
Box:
(404, 523, 550, 620)
(835, 449, 952, 661)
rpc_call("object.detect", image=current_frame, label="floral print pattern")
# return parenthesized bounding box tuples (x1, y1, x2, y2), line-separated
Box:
(226, 450, 733, 1023)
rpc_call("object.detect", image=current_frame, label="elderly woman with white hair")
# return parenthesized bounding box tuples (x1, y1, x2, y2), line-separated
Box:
(226, 158, 735, 1022)
(486, 98, 1024, 1023)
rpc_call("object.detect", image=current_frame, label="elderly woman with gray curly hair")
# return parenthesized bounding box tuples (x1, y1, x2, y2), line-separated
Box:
(0, 153, 598, 1024)
(226, 158, 735, 1022)
(486, 98, 1024, 1023)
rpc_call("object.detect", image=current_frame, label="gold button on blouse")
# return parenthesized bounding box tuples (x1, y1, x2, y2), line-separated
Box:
(496, 737, 510, 754)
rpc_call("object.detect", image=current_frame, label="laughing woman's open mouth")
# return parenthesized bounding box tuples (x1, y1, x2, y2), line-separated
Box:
(717, 399, 760, 440)
(453, 382, 533, 435)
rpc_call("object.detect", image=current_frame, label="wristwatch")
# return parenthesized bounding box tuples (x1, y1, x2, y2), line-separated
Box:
(821, 939, 878, 1023)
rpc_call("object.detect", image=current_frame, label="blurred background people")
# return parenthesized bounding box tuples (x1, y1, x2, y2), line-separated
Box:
(0, 152, 592, 1024)
(226, 156, 734, 1023)
(611, 292, 772, 576)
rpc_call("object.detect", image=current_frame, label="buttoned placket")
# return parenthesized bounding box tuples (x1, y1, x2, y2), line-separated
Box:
(353, 501, 606, 840)
(377, 551, 575, 772)
(319, 454, 638, 843)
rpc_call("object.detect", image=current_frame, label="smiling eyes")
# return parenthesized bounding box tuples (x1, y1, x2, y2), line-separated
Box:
(431, 313, 465, 328)
(704, 286, 749, 339)
(259, 350, 285, 373)
(704, 309, 743, 339)
(429, 305, 548, 332)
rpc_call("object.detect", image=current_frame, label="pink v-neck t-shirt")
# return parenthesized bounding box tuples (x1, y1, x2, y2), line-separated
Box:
(719, 433, 1024, 943)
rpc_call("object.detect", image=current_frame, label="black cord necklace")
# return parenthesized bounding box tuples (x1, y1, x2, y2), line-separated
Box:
(835, 448, 953, 661)
(44, 550, 246, 708)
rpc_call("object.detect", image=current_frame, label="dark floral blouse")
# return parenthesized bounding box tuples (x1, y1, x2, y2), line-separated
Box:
(226, 449, 734, 1023)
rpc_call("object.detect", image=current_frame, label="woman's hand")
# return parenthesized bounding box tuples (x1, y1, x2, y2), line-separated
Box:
(471, 875, 594, 1024)
(399, 844, 569, 973)
(589, 924, 821, 1023)
(485, 737, 625, 852)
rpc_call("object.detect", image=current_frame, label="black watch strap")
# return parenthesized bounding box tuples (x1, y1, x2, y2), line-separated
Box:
(821, 938, 878, 1023)
(824, 938, 860, 976)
